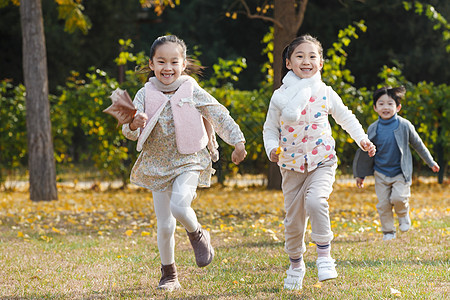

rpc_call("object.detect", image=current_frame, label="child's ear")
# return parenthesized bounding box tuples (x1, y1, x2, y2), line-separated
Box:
(285, 59, 292, 70)
(149, 59, 154, 70)
(397, 104, 402, 112)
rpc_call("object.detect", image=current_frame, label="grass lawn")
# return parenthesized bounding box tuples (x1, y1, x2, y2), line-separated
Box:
(0, 179, 448, 299)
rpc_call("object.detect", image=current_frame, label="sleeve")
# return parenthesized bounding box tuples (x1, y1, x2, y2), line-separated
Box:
(121, 87, 145, 141)
(328, 87, 368, 148)
(262, 99, 281, 160)
(193, 86, 245, 146)
(352, 148, 374, 178)
(407, 120, 437, 167)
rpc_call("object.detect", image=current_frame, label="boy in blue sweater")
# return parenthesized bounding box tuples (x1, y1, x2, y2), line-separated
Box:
(353, 86, 440, 241)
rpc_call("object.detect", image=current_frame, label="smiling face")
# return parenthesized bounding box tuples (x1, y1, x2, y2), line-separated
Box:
(374, 94, 402, 120)
(286, 42, 323, 79)
(149, 42, 186, 85)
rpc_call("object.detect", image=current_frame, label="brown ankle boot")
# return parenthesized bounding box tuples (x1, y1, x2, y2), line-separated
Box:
(187, 224, 214, 267)
(157, 263, 181, 291)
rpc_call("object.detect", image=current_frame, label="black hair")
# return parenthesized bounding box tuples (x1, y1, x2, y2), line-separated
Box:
(281, 34, 323, 83)
(136, 35, 203, 80)
(373, 86, 406, 106)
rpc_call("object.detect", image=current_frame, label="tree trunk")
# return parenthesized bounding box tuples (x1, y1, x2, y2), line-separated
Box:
(273, 0, 298, 89)
(20, 0, 58, 201)
(267, 0, 308, 189)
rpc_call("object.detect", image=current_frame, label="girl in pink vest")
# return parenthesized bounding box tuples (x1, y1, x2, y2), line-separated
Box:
(122, 35, 246, 291)
(263, 34, 376, 290)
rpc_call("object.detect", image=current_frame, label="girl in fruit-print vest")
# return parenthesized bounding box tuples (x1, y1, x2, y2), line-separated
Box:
(263, 34, 376, 291)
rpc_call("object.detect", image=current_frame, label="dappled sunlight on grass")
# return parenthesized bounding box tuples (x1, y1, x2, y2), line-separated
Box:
(0, 180, 448, 299)
(0, 181, 448, 241)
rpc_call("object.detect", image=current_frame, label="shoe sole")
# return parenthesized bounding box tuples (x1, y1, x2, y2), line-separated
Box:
(318, 273, 338, 282)
(157, 283, 181, 291)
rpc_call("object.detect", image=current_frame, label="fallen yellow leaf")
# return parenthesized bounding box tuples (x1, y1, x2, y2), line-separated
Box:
(125, 230, 133, 236)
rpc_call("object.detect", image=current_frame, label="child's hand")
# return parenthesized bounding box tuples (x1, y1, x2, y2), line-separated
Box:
(269, 148, 280, 162)
(431, 164, 440, 173)
(360, 138, 376, 157)
(129, 112, 148, 131)
(232, 142, 247, 165)
(356, 177, 365, 188)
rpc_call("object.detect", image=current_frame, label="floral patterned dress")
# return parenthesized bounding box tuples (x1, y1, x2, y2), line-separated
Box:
(122, 85, 245, 191)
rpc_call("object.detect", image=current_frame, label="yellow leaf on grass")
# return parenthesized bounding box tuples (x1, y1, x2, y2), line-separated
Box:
(141, 231, 150, 236)
(313, 281, 322, 288)
(125, 230, 133, 236)
(17, 231, 24, 238)
(52, 227, 60, 233)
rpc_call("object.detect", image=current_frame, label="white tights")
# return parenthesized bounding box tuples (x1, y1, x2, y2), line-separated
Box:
(152, 171, 200, 265)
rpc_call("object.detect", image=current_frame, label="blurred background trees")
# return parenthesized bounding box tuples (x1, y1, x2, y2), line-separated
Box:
(1, 0, 448, 191)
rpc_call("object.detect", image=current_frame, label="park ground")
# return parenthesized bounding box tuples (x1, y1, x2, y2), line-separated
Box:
(0, 176, 448, 299)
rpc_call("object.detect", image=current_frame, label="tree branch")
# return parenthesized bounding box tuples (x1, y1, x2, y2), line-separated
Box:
(239, 0, 283, 29)
(294, 0, 308, 32)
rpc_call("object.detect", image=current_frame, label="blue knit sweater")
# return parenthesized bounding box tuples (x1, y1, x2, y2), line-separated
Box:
(373, 114, 402, 177)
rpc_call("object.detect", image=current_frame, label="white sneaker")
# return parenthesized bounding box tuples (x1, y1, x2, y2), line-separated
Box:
(383, 232, 396, 241)
(283, 261, 306, 290)
(316, 257, 337, 282)
(398, 214, 411, 232)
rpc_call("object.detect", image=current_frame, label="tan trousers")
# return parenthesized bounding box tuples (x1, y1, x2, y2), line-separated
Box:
(281, 159, 336, 259)
(374, 171, 411, 233)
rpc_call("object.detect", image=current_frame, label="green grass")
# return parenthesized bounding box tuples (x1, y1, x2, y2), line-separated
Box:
(0, 182, 448, 299)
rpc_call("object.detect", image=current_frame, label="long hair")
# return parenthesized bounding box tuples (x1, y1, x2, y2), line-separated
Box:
(280, 34, 323, 83)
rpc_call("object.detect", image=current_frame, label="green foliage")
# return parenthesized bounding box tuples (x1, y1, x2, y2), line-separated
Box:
(53, 69, 134, 184)
(54, 0, 92, 34)
(205, 57, 247, 87)
(202, 56, 271, 181)
(321, 21, 373, 170)
(403, 1, 450, 52)
(260, 26, 274, 86)
(2, 24, 448, 184)
(206, 85, 271, 180)
(0, 80, 27, 183)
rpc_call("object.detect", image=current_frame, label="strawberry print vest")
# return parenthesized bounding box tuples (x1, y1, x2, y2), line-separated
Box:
(278, 86, 335, 172)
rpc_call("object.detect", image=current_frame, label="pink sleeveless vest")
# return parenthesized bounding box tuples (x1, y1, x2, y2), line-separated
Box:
(142, 80, 209, 155)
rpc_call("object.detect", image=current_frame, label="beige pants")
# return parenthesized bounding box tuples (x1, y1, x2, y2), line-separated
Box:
(281, 159, 336, 259)
(374, 171, 411, 233)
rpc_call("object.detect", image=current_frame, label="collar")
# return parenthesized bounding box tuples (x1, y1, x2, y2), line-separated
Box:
(378, 113, 398, 125)
(148, 75, 193, 93)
